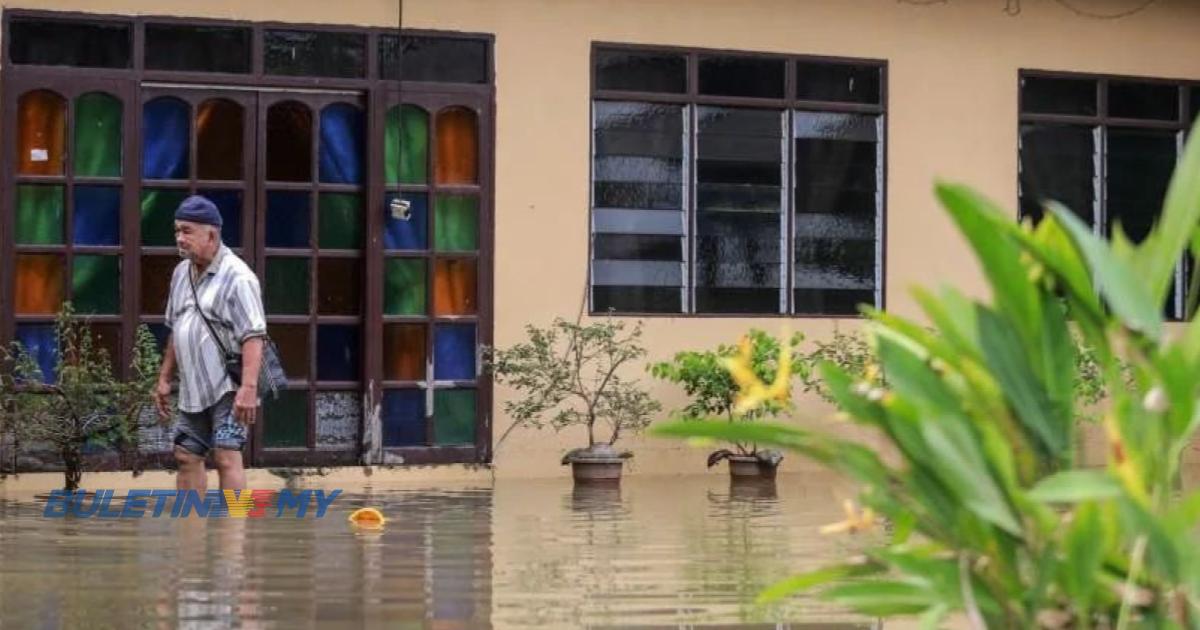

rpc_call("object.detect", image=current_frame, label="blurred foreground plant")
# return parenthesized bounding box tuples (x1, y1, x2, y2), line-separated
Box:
(654, 118, 1200, 628)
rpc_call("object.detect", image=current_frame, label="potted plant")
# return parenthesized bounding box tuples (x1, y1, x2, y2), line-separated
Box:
(487, 317, 660, 484)
(649, 329, 804, 481)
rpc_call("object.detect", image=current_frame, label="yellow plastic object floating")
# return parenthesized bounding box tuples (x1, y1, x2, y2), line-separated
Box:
(348, 507, 386, 529)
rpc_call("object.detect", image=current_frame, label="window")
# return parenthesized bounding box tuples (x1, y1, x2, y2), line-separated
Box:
(9, 17, 131, 69)
(1018, 72, 1198, 320)
(590, 45, 885, 316)
(145, 23, 251, 74)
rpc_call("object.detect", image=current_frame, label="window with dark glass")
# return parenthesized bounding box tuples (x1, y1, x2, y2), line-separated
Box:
(264, 29, 366, 78)
(145, 24, 251, 74)
(379, 35, 489, 84)
(1019, 71, 1193, 320)
(9, 17, 131, 69)
(591, 46, 885, 316)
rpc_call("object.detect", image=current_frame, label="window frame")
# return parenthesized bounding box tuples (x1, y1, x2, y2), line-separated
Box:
(0, 8, 496, 467)
(1017, 69, 1199, 320)
(588, 42, 888, 318)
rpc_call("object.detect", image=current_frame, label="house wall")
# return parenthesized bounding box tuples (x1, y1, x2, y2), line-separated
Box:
(3, 0, 1200, 478)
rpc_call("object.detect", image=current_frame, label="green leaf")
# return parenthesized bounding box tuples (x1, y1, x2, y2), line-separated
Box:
(1048, 202, 1162, 339)
(919, 603, 951, 630)
(920, 419, 1023, 535)
(1131, 117, 1200, 307)
(822, 580, 941, 616)
(937, 183, 1042, 345)
(1063, 502, 1105, 609)
(755, 561, 883, 605)
(976, 305, 1068, 463)
(1027, 471, 1122, 503)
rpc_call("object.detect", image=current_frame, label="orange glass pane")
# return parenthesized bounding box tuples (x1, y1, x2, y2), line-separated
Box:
(435, 107, 477, 185)
(17, 90, 66, 175)
(433, 259, 477, 316)
(15, 254, 65, 315)
(383, 324, 426, 381)
(197, 98, 244, 180)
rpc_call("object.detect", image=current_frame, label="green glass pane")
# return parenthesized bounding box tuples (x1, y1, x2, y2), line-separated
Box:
(266, 257, 311, 315)
(264, 390, 308, 448)
(385, 105, 428, 185)
(434, 195, 479, 252)
(72, 255, 120, 315)
(384, 258, 426, 315)
(73, 92, 122, 177)
(141, 189, 186, 246)
(434, 389, 476, 445)
(318, 193, 362, 249)
(16, 185, 64, 245)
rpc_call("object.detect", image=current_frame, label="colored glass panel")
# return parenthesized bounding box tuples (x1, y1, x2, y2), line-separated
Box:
(17, 90, 66, 176)
(317, 325, 360, 382)
(15, 254, 65, 315)
(384, 324, 426, 381)
(72, 255, 120, 314)
(15, 185, 64, 245)
(265, 258, 310, 315)
(266, 101, 312, 182)
(263, 390, 308, 447)
(382, 389, 425, 447)
(197, 189, 242, 248)
(14, 324, 57, 384)
(433, 259, 477, 316)
(318, 193, 363, 249)
(141, 189, 187, 246)
(317, 259, 362, 315)
(383, 192, 429, 251)
(140, 255, 177, 315)
(73, 186, 121, 246)
(197, 99, 243, 180)
(73, 92, 122, 177)
(87, 323, 122, 366)
(435, 107, 478, 184)
(142, 97, 189, 179)
(319, 103, 364, 184)
(385, 105, 428, 184)
(266, 191, 311, 248)
(384, 258, 426, 316)
(434, 195, 479, 251)
(434, 389, 476, 445)
(434, 324, 474, 381)
(268, 324, 310, 380)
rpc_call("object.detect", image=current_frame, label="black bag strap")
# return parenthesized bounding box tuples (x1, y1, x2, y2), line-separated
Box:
(187, 262, 233, 358)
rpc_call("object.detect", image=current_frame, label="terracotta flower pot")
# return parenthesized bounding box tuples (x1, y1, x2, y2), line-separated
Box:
(563, 445, 627, 484)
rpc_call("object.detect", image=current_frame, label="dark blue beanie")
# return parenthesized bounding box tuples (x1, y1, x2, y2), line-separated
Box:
(175, 195, 223, 228)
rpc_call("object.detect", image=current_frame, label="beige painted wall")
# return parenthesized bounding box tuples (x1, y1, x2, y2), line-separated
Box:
(5, 0, 1200, 478)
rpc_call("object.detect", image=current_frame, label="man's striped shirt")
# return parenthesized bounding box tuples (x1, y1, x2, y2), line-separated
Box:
(165, 245, 267, 413)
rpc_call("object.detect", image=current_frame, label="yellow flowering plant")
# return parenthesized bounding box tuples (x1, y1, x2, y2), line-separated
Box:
(654, 117, 1200, 628)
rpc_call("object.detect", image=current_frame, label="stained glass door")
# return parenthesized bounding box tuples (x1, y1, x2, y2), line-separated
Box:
(377, 91, 492, 462)
(254, 91, 368, 466)
(4, 75, 135, 384)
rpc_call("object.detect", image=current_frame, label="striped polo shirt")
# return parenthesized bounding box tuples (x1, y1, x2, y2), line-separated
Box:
(165, 245, 267, 413)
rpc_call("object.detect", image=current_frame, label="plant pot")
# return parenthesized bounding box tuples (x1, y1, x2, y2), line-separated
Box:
(570, 458, 624, 483)
(727, 455, 778, 480)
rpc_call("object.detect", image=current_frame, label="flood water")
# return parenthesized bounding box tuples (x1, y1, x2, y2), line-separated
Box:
(0, 474, 882, 629)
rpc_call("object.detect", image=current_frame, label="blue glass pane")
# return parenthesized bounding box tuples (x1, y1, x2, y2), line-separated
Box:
(146, 323, 170, 353)
(317, 324, 360, 381)
(319, 103, 364, 184)
(15, 324, 57, 384)
(434, 324, 475, 381)
(72, 185, 121, 246)
(142, 97, 189, 179)
(266, 191, 311, 248)
(383, 192, 428, 250)
(198, 189, 242, 248)
(382, 389, 425, 446)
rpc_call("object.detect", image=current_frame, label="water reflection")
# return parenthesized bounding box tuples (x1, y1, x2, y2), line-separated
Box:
(0, 474, 875, 628)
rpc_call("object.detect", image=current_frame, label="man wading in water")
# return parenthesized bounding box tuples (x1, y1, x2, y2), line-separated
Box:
(154, 195, 267, 491)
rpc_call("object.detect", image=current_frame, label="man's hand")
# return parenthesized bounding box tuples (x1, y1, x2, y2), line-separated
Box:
(154, 378, 173, 425)
(234, 384, 259, 427)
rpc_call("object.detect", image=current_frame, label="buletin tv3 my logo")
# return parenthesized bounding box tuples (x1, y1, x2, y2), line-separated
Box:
(42, 489, 343, 518)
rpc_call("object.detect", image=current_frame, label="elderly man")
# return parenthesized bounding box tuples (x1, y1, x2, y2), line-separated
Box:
(154, 195, 266, 492)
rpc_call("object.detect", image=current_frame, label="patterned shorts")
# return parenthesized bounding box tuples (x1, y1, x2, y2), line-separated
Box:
(173, 392, 246, 457)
